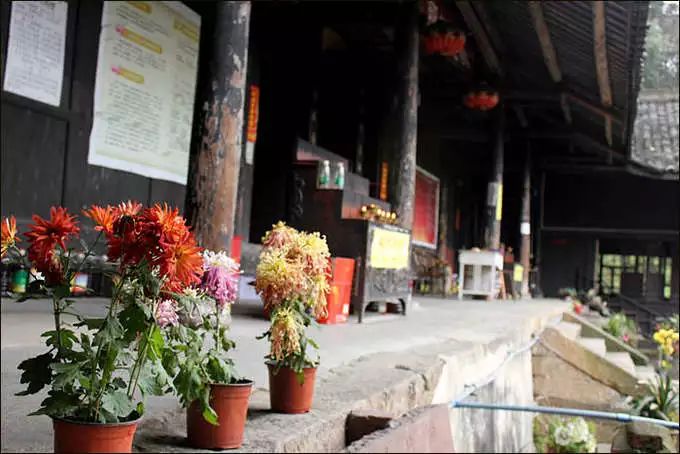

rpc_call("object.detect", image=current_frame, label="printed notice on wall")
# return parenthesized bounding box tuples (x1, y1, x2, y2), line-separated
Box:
(88, 1, 201, 185)
(3, 1, 68, 107)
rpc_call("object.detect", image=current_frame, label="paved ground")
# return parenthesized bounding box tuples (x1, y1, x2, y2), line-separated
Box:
(1, 293, 567, 452)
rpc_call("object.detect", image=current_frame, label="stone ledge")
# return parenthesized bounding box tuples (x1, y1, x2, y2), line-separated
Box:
(539, 327, 642, 397)
(563, 312, 649, 365)
(134, 344, 449, 453)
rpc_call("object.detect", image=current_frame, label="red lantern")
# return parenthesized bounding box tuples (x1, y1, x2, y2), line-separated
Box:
(463, 88, 499, 111)
(423, 24, 465, 57)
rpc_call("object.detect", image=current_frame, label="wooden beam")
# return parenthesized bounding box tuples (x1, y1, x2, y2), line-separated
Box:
(528, 1, 562, 83)
(565, 93, 622, 124)
(470, 1, 505, 55)
(455, 0, 504, 76)
(513, 105, 529, 128)
(560, 93, 572, 124)
(604, 117, 613, 147)
(593, 1, 613, 107)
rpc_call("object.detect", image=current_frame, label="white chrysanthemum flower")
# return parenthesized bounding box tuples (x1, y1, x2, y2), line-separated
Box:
(182, 286, 200, 298)
(585, 437, 597, 453)
(553, 426, 571, 446)
(202, 250, 240, 273)
(567, 418, 590, 443)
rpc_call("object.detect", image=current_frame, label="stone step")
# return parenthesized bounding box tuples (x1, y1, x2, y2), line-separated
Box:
(597, 443, 611, 453)
(604, 352, 636, 376)
(635, 365, 657, 385)
(577, 336, 607, 357)
(555, 321, 582, 340)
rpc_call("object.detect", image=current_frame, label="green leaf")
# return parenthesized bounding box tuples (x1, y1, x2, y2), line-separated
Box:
(146, 325, 165, 361)
(51, 362, 85, 390)
(94, 317, 124, 346)
(16, 352, 55, 396)
(101, 390, 136, 419)
(53, 284, 71, 300)
(202, 405, 219, 426)
(136, 360, 171, 397)
(30, 390, 81, 419)
(308, 338, 319, 350)
(207, 356, 234, 384)
(117, 304, 147, 343)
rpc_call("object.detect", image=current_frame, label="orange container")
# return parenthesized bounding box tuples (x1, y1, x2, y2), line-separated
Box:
(186, 381, 252, 449)
(52, 417, 139, 453)
(318, 257, 355, 325)
(268, 364, 317, 413)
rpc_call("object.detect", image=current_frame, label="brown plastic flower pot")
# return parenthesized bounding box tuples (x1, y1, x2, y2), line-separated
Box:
(52, 416, 139, 453)
(267, 364, 317, 414)
(187, 380, 253, 450)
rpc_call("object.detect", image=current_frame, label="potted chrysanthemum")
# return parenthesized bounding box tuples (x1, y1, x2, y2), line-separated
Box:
(161, 250, 252, 449)
(2, 202, 204, 453)
(255, 222, 330, 413)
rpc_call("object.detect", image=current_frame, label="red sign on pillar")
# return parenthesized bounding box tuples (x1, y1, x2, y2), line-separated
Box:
(413, 167, 440, 248)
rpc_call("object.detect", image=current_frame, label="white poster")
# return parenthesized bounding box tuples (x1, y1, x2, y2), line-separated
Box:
(3, 1, 68, 107)
(88, 1, 201, 185)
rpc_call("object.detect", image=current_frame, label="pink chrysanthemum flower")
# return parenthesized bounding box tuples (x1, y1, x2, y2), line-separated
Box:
(155, 299, 179, 328)
(201, 250, 240, 307)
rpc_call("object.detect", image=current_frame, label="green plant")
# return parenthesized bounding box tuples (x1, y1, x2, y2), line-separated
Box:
(254, 222, 330, 383)
(162, 251, 243, 425)
(534, 415, 597, 453)
(630, 373, 679, 422)
(4, 203, 204, 423)
(603, 312, 638, 346)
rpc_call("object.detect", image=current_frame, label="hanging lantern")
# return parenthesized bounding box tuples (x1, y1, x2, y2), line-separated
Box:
(423, 22, 466, 57)
(463, 87, 499, 111)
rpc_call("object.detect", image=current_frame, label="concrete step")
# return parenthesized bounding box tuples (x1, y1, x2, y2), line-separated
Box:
(635, 365, 657, 385)
(577, 336, 607, 357)
(597, 443, 611, 453)
(605, 352, 636, 376)
(555, 321, 582, 340)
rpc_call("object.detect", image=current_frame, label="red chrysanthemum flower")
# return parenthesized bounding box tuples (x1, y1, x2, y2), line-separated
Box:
(83, 205, 117, 233)
(107, 215, 153, 266)
(113, 200, 142, 217)
(24, 207, 80, 284)
(1, 215, 19, 258)
(156, 231, 203, 292)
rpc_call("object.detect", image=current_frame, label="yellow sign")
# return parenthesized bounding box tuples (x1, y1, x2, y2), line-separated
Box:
(513, 264, 524, 282)
(495, 184, 503, 221)
(370, 228, 410, 269)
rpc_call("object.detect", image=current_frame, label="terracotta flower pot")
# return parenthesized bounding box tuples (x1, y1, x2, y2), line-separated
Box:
(187, 380, 253, 450)
(52, 416, 139, 453)
(267, 363, 317, 414)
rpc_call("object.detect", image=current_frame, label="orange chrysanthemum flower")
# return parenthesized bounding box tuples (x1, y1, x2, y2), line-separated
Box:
(113, 200, 142, 217)
(157, 231, 203, 292)
(24, 207, 80, 254)
(1, 216, 19, 258)
(24, 207, 80, 284)
(143, 203, 187, 242)
(82, 205, 116, 233)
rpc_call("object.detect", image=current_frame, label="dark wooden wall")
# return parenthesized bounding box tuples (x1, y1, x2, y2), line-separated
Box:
(543, 173, 680, 231)
(1, 0, 213, 238)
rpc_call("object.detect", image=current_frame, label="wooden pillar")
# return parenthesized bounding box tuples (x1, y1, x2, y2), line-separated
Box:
(438, 184, 449, 261)
(185, 2, 251, 253)
(519, 144, 532, 297)
(390, 1, 419, 230)
(484, 107, 505, 249)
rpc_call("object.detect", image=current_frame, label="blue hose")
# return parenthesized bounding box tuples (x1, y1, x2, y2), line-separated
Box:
(450, 401, 680, 431)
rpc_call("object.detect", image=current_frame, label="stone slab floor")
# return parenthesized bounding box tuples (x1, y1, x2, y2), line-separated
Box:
(1, 294, 567, 452)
